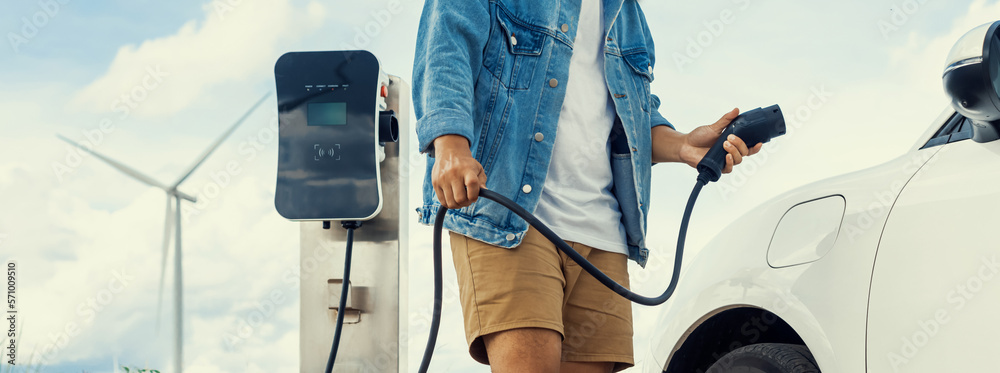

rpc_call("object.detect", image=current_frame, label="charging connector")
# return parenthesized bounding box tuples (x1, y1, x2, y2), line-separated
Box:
(696, 105, 786, 183)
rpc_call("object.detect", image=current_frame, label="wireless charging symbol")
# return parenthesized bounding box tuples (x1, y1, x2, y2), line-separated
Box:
(314, 144, 342, 161)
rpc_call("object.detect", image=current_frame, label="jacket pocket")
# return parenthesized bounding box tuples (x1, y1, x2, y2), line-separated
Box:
(482, 8, 545, 90)
(623, 50, 652, 112)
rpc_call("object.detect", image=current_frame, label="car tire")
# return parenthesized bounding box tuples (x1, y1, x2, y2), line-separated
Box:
(705, 343, 820, 373)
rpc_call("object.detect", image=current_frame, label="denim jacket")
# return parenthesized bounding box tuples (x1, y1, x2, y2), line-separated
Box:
(412, 0, 673, 267)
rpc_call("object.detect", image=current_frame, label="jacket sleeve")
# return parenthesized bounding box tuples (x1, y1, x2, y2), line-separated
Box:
(412, 0, 491, 154)
(633, 2, 675, 132)
(650, 94, 675, 130)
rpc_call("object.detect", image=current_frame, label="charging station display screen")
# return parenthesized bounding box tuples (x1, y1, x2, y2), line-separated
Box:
(307, 102, 348, 126)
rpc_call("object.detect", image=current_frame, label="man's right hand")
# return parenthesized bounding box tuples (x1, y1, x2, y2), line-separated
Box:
(432, 135, 487, 209)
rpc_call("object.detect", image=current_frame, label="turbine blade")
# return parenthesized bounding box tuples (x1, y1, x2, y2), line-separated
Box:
(56, 134, 170, 191)
(155, 195, 174, 335)
(173, 189, 198, 203)
(171, 92, 271, 188)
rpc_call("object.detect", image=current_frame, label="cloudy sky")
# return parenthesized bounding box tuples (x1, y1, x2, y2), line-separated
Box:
(1, 0, 997, 372)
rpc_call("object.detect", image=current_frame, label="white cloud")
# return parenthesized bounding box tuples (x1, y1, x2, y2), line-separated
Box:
(69, 0, 326, 118)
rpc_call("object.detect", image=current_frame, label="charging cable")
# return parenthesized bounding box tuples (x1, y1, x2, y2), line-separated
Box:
(418, 178, 704, 372)
(325, 221, 361, 373)
(417, 105, 786, 372)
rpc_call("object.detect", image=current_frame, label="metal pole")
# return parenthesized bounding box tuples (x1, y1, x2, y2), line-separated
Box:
(174, 196, 183, 372)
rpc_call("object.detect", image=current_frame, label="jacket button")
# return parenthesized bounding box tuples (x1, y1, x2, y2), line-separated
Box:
(534, 132, 544, 142)
(522, 184, 532, 194)
(549, 78, 559, 88)
(561, 24, 569, 33)
(506, 233, 516, 241)
(511, 34, 517, 46)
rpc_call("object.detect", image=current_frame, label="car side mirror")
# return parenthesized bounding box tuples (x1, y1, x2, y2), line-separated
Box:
(943, 21, 1000, 143)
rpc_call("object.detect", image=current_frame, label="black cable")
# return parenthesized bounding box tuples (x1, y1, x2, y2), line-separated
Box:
(417, 204, 447, 373)
(325, 222, 360, 373)
(418, 177, 709, 372)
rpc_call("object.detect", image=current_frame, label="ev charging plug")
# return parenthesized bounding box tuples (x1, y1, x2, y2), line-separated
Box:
(696, 105, 786, 184)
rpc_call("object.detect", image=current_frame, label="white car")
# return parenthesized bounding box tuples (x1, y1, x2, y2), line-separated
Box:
(645, 21, 1000, 373)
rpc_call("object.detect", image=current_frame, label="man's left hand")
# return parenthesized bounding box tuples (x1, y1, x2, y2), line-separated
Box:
(678, 108, 763, 174)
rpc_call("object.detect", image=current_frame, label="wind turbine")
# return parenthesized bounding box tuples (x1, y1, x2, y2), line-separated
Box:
(57, 92, 271, 372)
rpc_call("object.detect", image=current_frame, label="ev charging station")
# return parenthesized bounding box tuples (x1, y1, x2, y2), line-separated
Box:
(274, 50, 409, 372)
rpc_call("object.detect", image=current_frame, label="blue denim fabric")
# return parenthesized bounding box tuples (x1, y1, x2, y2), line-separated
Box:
(412, 0, 673, 267)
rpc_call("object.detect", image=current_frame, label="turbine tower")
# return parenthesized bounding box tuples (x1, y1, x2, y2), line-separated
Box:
(57, 92, 270, 372)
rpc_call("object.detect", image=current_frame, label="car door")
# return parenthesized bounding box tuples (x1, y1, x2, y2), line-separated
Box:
(867, 115, 1000, 372)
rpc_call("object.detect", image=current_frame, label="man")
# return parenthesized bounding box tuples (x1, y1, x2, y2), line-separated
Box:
(413, 1, 762, 372)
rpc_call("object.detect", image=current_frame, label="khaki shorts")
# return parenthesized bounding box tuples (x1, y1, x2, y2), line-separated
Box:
(449, 227, 634, 372)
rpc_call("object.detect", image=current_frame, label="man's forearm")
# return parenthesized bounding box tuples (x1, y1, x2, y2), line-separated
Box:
(434, 134, 472, 157)
(651, 125, 687, 164)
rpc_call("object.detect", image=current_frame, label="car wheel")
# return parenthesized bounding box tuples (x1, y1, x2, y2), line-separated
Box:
(705, 343, 820, 373)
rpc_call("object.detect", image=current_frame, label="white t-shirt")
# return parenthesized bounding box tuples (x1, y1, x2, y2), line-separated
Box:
(533, 0, 628, 255)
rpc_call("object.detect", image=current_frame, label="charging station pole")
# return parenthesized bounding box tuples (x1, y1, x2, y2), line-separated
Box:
(297, 75, 410, 372)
